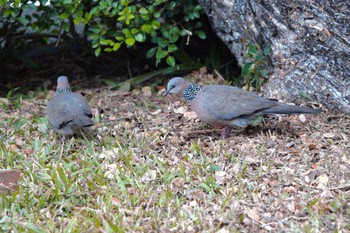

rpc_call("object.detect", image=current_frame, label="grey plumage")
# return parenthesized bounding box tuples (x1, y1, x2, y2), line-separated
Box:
(46, 76, 94, 137)
(164, 77, 322, 138)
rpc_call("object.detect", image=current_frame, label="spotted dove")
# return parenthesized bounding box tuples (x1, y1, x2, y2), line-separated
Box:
(164, 77, 322, 138)
(46, 76, 94, 137)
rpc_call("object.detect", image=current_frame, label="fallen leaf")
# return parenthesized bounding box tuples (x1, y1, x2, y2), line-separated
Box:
(25, 147, 34, 156)
(318, 174, 329, 185)
(215, 171, 227, 184)
(141, 170, 157, 183)
(174, 107, 197, 120)
(141, 86, 152, 96)
(246, 207, 260, 221)
(298, 114, 307, 123)
(0, 169, 21, 194)
(285, 186, 296, 194)
(171, 177, 184, 188)
(199, 66, 207, 77)
(15, 138, 24, 149)
(216, 228, 229, 233)
(269, 179, 278, 188)
(0, 98, 9, 107)
(308, 143, 316, 150)
(111, 196, 121, 206)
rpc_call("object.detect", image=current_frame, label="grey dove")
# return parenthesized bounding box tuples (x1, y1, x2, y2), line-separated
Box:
(164, 77, 322, 138)
(46, 76, 94, 137)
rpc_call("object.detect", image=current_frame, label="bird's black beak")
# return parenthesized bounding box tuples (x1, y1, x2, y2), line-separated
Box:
(163, 88, 173, 97)
(163, 90, 170, 97)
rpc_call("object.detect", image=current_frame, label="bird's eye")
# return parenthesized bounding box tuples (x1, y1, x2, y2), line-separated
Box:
(172, 84, 176, 88)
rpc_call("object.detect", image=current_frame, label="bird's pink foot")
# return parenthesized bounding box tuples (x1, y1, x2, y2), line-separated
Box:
(220, 126, 232, 139)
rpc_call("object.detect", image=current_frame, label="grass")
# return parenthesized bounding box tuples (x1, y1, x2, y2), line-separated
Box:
(0, 84, 350, 232)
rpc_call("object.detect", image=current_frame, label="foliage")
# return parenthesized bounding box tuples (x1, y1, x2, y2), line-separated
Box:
(0, 0, 206, 66)
(241, 43, 270, 91)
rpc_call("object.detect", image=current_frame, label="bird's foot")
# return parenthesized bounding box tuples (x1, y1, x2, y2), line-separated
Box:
(220, 126, 232, 139)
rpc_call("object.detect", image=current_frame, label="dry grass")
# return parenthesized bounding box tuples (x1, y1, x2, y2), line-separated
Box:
(0, 80, 349, 232)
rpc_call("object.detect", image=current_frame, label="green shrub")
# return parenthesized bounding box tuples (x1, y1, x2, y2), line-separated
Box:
(241, 43, 270, 90)
(0, 0, 206, 66)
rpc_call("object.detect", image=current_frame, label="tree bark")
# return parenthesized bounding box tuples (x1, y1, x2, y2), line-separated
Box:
(200, 0, 350, 114)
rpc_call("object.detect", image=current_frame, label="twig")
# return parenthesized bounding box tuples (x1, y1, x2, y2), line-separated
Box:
(329, 184, 350, 191)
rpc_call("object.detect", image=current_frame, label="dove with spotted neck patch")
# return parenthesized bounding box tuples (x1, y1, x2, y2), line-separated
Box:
(46, 76, 94, 137)
(164, 77, 322, 138)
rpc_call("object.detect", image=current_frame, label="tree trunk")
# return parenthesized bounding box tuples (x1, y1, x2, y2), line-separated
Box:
(199, 0, 350, 114)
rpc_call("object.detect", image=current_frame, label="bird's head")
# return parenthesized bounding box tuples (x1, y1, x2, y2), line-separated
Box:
(163, 77, 190, 96)
(56, 76, 71, 93)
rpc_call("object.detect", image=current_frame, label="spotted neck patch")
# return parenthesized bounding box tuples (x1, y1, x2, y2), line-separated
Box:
(183, 83, 202, 102)
(56, 87, 71, 93)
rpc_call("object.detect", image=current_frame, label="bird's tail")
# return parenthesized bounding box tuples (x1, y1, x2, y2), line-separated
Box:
(261, 104, 322, 115)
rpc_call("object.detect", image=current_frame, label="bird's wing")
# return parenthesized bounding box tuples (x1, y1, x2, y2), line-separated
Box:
(47, 95, 75, 129)
(201, 85, 277, 121)
(71, 93, 93, 117)
(70, 93, 94, 127)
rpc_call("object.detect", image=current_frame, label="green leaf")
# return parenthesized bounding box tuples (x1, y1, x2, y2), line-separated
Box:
(131, 28, 138, 34)
(263, 47, 271, 55)
(168, 1, 176, 9)
(122, 28, 132, 38)
(242, 62, 254, 76)
(248, 44, 258, 55)
(115, 36, 124, 41)
(249, 115, 264, 126)
(152, 20, 160, 29)
(63, 0, 72, 4)
(100, 39, 115, 46)
(92, 41, 99, 48)
(194, 5, 202, 11)
(139, 7, 148, 14)
(135, 33, 146, 42)
(169, 34, 179, 43)
(125, 38, 135, 46)
(308, 198, 319, 207)
(104, 79, 118, 88)
(113, 42, 122, 51)
(259, 69, 268, 79)
(196, 30, 206, 39)
(146, 47, 157, 58)
(209, 164, 221, 172)
(95, 47, 101, 57)
(57, 165, 69, 188)
(199, 182, 212, 193)
(157, 38, 168, 48)
(156, 48, 168, 60)
(90, 6, 100, 15)
(117, 15, 126, 21)
(170, 26, 179, 35)
(167, 44, 177, 53)
(89, 25, 101, 34)
(118, 81, 131, 92)
(192, 11, 200, 19)
(63, 22, 70, 32)
(255, 53, 264, 61)
(141, 24, 152, 33)
(166, 56, 176, 66)
(154, 11, 160, 18)
(17, 17, 28, 26)
(140, 14, 150, 20)
(59, 13, 70, 19)
(0, 97, 9, 108)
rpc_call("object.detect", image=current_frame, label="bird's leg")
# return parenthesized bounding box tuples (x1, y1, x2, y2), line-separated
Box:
(220, 126, 232, 139)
